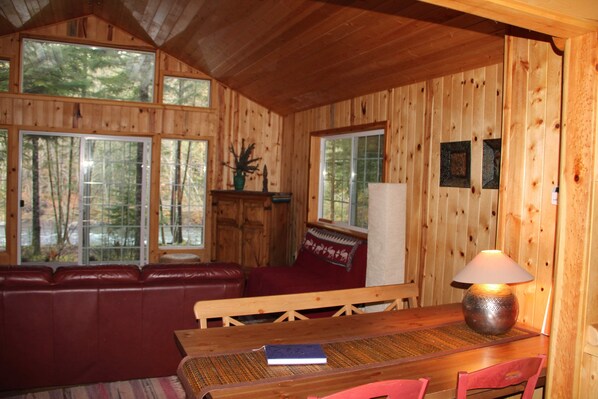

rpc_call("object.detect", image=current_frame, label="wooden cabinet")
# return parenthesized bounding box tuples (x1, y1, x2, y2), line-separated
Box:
(211, 190, 291, 267)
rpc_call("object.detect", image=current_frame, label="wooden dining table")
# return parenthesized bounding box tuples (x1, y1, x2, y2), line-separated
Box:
(174, 303, 549, 399)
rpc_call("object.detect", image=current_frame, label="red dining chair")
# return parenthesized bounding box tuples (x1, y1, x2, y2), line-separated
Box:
(456, 354, 546, 399)
(306, 378, 430, 399)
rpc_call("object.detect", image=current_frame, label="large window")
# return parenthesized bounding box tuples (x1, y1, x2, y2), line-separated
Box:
(159, 139, 208, 247)
(0, 60, 8, 92)
(318, 128, 385, 230)
(21, 39, 155, 102)
(0, 129, 7, 250)
(19, 132, 151, 265)
(163, 76, 211, 107)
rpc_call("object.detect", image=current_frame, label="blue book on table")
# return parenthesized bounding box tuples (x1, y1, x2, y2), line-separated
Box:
(264, 344, 327, 365)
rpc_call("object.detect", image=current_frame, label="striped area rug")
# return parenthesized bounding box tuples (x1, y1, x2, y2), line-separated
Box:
(4, 376, 185, 399)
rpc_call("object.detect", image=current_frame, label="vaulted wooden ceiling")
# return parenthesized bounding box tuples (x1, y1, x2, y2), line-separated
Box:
(0, 0, 554, 115)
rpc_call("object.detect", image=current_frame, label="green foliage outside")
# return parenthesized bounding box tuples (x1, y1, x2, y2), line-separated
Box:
(163, 76, 210, 107)
(159, 140, 208, 247)
(321, 134, 383, 229)
(20, 134, 153, 264)
(21, 39, 155, 102)
(20, 135, 80, 262)
(0, 60, 8, 92)
(13, 39, 209, 264)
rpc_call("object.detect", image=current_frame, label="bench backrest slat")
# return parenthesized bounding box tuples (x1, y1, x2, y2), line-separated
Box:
(194, 283, 419, 328)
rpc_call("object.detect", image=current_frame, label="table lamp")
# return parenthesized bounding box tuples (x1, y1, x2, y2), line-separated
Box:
(453, 250, 534, 335)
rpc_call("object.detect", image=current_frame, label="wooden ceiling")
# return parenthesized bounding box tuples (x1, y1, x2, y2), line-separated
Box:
(0, 0, 511, 115)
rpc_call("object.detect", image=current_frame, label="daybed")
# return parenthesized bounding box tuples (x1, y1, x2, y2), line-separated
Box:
(0, 262, 244, 392)
(245, 227, 367, 297)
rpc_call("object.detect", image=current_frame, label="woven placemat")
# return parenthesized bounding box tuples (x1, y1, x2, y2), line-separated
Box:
(178, 322, 537, 398)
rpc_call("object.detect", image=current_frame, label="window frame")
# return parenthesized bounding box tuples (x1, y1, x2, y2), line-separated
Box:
(308, 122, 389, 234)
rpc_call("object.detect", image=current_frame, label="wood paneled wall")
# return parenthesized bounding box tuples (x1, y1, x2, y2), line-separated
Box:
(548, 31, 597, 398)
(283, 63, 505, 307)
(423, 65, 503, 306)
(0, 15, 283, 264)
(284, 37, 563, 327)
(498, 36, 562, 331)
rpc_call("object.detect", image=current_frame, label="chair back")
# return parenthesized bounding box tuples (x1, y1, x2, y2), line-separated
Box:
(306, 378, 429, 399)
(194, 283, 419, 328)
(456, 354, 546, 399)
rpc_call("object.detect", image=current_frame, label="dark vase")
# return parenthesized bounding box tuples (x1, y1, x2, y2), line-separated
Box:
(233, 173, 246, 191)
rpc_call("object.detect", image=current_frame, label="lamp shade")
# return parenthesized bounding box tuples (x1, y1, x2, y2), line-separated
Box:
(453, 250, 534, 284)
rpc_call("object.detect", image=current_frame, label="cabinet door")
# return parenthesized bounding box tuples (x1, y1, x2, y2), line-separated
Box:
(241, 199, 269, 266)
(242, 225, 266, 267)
(216, 198, 240, 225)
(214, 224, 241, 263)
(242, 199, 266, 227)
(212, 196, 241, 263)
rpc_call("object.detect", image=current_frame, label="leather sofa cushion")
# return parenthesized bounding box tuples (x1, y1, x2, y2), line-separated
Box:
(0, 266, 53, 286)
(53, 265, 140, 285)
(141, 263, 243, 282)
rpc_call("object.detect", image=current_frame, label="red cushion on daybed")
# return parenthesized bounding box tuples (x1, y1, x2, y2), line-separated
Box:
(245, 228, 367, 297)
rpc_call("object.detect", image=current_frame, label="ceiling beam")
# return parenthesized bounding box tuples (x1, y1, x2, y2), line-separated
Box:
(418, 0, 598, 38)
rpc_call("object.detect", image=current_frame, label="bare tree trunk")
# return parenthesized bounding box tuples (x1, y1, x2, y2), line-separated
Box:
(31, 137, 41, 256)
(159, 197, 166, 245)
(174, 143, 191, 243)
(171, 141, 183, 243)
(62, 137, 75, 245)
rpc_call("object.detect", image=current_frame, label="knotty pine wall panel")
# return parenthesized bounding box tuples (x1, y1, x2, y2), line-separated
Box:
(422, 65, 503, 306)
(498, 36, 561, 331)
(285, 64, 505, 311)
(0, 16, 283, 264)
(25, 15, 152, 49)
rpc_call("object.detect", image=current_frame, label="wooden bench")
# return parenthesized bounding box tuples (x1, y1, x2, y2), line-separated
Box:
(193, 283, 419, 329)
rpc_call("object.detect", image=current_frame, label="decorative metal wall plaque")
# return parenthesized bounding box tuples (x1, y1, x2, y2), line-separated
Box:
(482, 139, 501, 189)
(440, 141, 471, 188)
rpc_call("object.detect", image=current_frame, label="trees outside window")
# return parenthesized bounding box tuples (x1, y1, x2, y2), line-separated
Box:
(319, 129, 384, 229)
(163, 76, 211, 107)
(21, 39, 155, 102)
(159, 139, 208, 247)
(0, 60, 8, 92)
(19, 132, 151, 265)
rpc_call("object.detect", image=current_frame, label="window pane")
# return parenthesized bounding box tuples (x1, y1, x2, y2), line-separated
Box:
(163, 76, 211, 107)
(321, 138, 351, 224)
(20, 135, 81, 262)
(81, 139, 148, 264)
(0, 129, 6, 250)
(159, 139, 208, 247)
(22, 39, 155, 102)
(320, 131, 383, 229)
(0, 60, 8, 92)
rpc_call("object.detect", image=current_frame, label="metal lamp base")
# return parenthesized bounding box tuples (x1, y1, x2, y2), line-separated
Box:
(462, 283, 518, 335)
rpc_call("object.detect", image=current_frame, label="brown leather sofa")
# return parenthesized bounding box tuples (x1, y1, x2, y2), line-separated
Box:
(0, 262, 244, 392)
